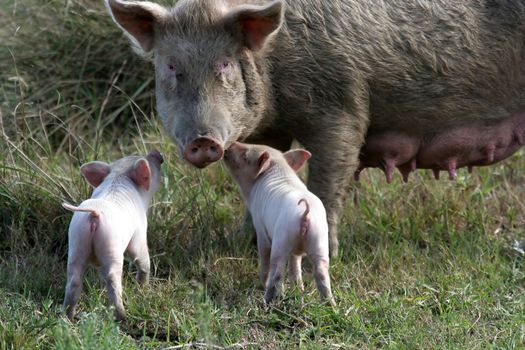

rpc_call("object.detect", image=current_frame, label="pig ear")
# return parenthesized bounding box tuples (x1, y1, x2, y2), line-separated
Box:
(255, 151, 271, 178)
(283, 149, 311, 172)
(224, 0, 284, 51)
(105, 0, 169, 52)
(80, 161, 111, 188)
(129, 158, 152, 191)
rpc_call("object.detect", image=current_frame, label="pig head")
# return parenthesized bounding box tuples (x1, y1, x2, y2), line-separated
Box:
(106, 0, 283, 168)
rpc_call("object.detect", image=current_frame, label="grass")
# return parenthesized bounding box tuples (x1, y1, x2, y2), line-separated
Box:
(1, 0, 525, 348)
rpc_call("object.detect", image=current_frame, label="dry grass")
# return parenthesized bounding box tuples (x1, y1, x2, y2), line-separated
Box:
(1, 0, 525, 348)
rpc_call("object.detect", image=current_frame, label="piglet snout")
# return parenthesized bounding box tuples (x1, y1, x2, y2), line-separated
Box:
(184, 136, 224, 168)
(148, 149, 164, 164)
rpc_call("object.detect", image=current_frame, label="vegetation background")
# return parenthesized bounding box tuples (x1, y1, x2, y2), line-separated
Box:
(1, 0, 524, 348)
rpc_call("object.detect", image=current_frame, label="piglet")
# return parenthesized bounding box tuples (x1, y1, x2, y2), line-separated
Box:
(224, 142, 335, 306)
(62, 150, 163, 321)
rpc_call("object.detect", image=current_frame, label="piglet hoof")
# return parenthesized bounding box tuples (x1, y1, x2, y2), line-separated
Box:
(136, 272, 150, 286)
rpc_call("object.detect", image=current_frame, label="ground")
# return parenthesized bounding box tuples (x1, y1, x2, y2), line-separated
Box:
(1, 0, 524, 349)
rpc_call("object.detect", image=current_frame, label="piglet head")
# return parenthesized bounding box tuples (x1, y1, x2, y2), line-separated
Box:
(80, 161, 111, 188)
(147, 149, 164, 165)
(223, 142, 274, 191)
(128, 150, 164, 194)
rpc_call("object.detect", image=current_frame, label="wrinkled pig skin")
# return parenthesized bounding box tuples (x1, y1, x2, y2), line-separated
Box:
(106, 0, 525, 256)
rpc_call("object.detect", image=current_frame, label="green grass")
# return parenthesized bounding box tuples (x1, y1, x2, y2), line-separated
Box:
(1, 0, 525, 348)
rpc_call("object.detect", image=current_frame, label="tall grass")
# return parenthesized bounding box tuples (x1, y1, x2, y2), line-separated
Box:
(1, 0, 525, 348)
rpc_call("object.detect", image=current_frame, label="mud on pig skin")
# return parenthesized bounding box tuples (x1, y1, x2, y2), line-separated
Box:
(106, 0, 525, 257)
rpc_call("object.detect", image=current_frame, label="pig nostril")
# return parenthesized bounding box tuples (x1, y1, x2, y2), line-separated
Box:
(191, 147, 199, 153)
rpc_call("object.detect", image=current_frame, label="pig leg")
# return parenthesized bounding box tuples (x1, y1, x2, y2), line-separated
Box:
(63, 256, 88, 321)
(288, 254, 304, 292)
(127, 231, 150, 285)
(63, 230, 92, 321)
(257, 234, 271, 288)
(264, 256, 287, 304)
(264, 238, 293, 304)
(301, 102, 369, 258)
(310, 255, 336, 306)
(134, 252, 150, 285)
(99, 258, 126, 322)
(132, 249, 150, 286)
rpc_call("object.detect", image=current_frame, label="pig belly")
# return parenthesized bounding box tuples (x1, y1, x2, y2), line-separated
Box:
(356, 110, 525, 182)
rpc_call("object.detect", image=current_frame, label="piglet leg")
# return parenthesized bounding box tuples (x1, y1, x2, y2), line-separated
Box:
(264, 258, 286, 304)
(288, 254, 304, 291)
(134, 251, 150, 285)
(310, 255, 336, 306)
(100, 259, 126, 322)
(257, 237, 271, 289)
(264, 239, 292, 304)
(63, 257, 88, 321)
(128, 235, 151, 285)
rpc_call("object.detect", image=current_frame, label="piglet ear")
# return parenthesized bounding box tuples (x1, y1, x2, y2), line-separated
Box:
(283, 149, 311, 172)
(129, 158, 152, 191)
(255, 151, 271, 178)
(106, 0, 169, 53)
(224, 0, 284, 51)
(80, 161, 111, 188)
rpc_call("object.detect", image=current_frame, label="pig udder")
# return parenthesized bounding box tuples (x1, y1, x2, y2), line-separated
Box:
(356, 111, 525, 182)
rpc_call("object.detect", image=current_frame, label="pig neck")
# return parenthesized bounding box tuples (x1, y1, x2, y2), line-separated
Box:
(246, 164, 306, 213)
(91, 176, 150, 213)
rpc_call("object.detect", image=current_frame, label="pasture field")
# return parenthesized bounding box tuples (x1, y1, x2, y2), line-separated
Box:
(1, 1, 524, 348)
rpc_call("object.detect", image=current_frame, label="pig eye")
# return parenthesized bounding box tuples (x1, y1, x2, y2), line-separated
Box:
(168, 64, 185, 81)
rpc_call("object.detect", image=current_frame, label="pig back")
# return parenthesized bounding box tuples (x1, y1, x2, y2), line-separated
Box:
(270, 0, 525, 135)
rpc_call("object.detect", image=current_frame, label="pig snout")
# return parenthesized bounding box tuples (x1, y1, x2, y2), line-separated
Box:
(223, 141, 245, 160)
(148, 149, 164, 164)
(183, 136, 224, 168)
(225, 141, 244, 153)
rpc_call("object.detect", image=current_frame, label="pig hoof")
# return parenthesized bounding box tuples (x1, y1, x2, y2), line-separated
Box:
(329, 244, 339, 259)
(115, 314, 126, 323)
(264, 288, 277, 305)
(328, 298, 337, 308)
